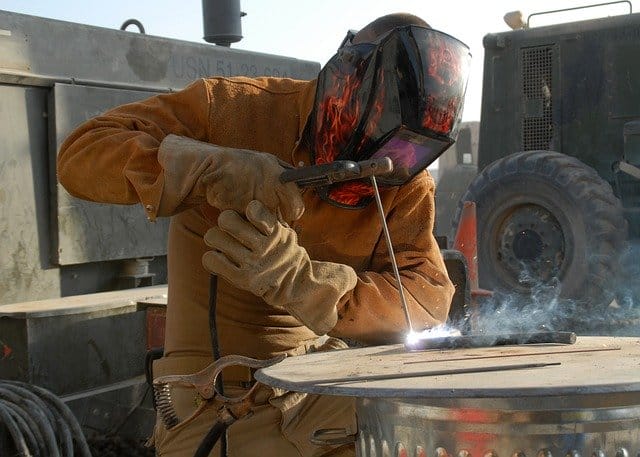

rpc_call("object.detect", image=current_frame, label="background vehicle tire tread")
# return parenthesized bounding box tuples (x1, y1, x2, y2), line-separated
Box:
(451, 150, 628, 315)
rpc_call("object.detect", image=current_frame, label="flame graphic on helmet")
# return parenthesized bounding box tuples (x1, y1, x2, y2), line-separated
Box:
(315, 72, 361, 165)
(423, 36, 464, 134)
(309, 26, 469, 207)
(315, 65, 385, 206)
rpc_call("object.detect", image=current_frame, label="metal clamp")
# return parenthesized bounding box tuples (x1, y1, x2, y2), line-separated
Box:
(280, 158, 393, 188)
(152, 353, 286, 431)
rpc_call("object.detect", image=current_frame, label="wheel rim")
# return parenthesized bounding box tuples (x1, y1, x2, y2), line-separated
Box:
(493, 204, 566, 290)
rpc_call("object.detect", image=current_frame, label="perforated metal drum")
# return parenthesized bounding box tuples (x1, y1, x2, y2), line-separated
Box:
(256, 336, 640, 457)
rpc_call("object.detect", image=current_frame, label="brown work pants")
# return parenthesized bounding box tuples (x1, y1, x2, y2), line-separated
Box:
(152, 377, 356, 457)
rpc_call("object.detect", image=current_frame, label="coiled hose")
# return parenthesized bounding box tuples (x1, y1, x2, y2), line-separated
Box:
(0, 380, 91, 457)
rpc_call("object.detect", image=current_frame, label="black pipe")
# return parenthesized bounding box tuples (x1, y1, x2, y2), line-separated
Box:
(202, 0, 244, 45)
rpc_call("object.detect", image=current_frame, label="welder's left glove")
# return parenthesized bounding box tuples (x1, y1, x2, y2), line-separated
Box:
(202, 200, 357, 335)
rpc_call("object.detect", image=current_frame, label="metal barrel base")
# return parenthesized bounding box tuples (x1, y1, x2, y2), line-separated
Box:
(355, 395, 640, 457)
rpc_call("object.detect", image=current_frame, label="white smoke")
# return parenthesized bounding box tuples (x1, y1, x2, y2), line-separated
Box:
(450, 244, 640, 337)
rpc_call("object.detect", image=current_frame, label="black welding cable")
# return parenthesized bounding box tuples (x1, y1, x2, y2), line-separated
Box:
(8, 381, 90, 456)
(0, 399, 41, 456)
(0, 400, 31, 456)
(202, 273, 228, 457)
(0, 383, 63, 457)
(193, 421, 229, 457)
(0, 380, 91, 457)
(0, 383, 60, 457)
(8, 382, 86, 456)
(9, 399, 44, 455)
(14, 386, 64, 455)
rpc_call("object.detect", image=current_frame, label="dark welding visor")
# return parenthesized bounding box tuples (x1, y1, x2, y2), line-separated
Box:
(307, 25, 471, 207)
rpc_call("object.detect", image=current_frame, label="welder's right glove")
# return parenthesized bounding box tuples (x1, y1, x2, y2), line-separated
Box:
(202, 200, 358, 335)
(157, 134, 304, 221)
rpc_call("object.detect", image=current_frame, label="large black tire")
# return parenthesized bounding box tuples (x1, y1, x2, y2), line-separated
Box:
(452, 151, 627, 315)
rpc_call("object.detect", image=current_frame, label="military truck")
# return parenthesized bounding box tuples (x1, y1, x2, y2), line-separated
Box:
(453, 2, 640, 319)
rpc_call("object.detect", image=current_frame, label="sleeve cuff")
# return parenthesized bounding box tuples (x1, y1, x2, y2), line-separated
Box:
(151, 134, 219, 219)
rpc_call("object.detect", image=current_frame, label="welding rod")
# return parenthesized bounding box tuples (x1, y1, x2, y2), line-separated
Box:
(370, 175, 414, 333)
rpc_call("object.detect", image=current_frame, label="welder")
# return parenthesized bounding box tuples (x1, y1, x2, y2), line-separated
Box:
(57, 12, 469, 457)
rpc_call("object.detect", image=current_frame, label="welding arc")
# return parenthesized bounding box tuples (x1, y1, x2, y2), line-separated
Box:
(0, 380, 91, 457)
(406, 331, 577, 351)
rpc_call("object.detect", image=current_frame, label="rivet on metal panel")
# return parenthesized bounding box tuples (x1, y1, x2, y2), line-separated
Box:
(615, 448, 629, 457)
(396, 443, 408, 457)
(591, 450, 605, 457)
(459, 450, 471, 457)
(538, 449, 553, 457)
(484, 451, 499, 457)
(512, 452, 526, 457)
(416, 446, 427, 457)
(437, 447, 451, 457)
(566, 450, 581, 457)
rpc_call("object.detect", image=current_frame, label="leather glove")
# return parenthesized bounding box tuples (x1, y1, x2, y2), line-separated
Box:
(202, 200, 358, 335)
(157, 134, 304, 221)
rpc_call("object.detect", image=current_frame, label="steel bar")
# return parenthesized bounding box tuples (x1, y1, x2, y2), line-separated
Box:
(527, 1, 632, 27)
(292, 362, 561, 386)
(403, 345, 621, 365)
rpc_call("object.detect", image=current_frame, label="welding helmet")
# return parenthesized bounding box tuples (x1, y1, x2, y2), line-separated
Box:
(304, 25, 471, 208)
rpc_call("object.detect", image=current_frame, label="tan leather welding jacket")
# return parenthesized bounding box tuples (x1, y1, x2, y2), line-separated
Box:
(57, 77, 455, 377)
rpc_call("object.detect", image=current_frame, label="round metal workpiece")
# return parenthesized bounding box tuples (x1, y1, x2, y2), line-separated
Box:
(256, 337, 640, 457)
(256, 336, 640, 398)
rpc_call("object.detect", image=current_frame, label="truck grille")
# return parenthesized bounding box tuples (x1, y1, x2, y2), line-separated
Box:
(521, 45, 554, 150)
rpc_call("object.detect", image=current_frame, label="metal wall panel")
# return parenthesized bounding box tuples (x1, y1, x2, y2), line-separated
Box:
(0, 9, 320, 299)
(0, 10, 320, 89)
(0, 303, 148, 395)
(0, 286, 167, 393)
(0, 85, 61, 304)
(52, 83, 170, 265)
